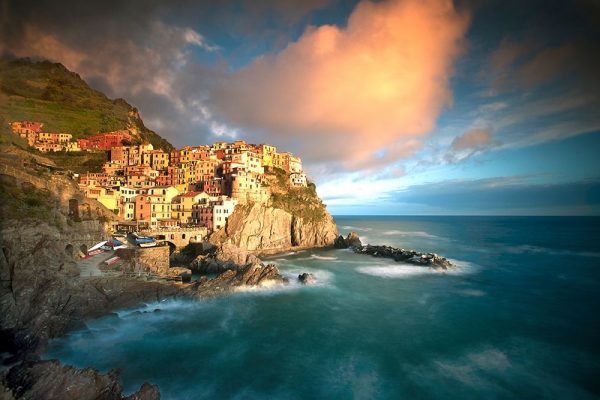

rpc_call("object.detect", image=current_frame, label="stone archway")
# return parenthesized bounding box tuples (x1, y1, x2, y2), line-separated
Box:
(165, 241, 176, 255)
(65, 244, 74, 257)
(79, 244, 88, 255)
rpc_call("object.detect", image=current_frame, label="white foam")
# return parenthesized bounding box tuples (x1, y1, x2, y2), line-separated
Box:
(356, 260, 475, 279)
(341, 225, 372, 232)
(310, 254, 338, 261)
(381, 230, 440, 239)
(232, 279, 292, 295)
(283, 268, 336, 288)
(356, 264, 440, 278)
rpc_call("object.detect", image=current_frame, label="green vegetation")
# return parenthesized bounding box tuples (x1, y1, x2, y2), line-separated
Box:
(266, 168, 326, 222)
(0, 180, 63, 229)
(44, 151, 109, 173)
(0, 57, 173, 150)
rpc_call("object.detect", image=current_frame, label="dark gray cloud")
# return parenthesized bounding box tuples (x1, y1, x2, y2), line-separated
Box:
(387, 177, 600, 215)
(0, 0, 335, 148)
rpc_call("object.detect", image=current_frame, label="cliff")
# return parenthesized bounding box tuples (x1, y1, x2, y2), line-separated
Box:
(202, 170, 338, 269)
(211, 202, 338, 255)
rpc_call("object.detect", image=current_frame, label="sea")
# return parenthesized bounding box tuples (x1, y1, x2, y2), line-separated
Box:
(44, 216, 600, 399)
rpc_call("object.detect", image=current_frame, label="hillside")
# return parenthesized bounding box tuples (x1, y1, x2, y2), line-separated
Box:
(0, 57, 172, 151)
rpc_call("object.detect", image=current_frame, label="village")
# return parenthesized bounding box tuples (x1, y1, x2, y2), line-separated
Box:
(9, 120, 309, 250)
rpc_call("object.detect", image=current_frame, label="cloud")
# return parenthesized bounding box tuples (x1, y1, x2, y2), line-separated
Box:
(0, 0, 333, 148)
(488, 36, 600, 94)
(387, 177, 600, 215)
(210, 0, 470, 168)
(450, 128, 492, 151)
(444, 128, 497, 162)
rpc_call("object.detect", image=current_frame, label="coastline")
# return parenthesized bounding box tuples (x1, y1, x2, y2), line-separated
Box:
(0, 234, 335, 399)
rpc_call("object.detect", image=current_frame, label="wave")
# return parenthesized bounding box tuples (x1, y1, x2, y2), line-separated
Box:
(356, 259, 475, 279)
(341, 225, 372, 232)
(456, 289, 486, 297)
(310, 254, 338, 261)
(504, 244, 600, 258)
(381, 230, 441, 239)
(282, 267, 336, 288)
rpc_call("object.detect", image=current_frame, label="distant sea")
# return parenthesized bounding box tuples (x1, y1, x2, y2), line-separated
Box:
(45, 216, 600, 399)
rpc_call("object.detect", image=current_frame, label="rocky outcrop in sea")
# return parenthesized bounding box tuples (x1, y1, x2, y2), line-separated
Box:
(336, 232, 453, 269)
(192, 262, 288, 297)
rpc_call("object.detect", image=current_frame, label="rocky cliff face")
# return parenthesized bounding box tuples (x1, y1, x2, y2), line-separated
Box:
(210, 203, 338, 258)
(3, 360, 160, 400)
(0, 221, 180, 354)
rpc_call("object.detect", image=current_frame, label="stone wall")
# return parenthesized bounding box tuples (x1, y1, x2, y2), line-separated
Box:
(116, 245, 170, 275)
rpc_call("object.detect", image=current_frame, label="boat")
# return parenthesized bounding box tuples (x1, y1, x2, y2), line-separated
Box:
(103, 238, 128, 250)
(128, 232, 157, 248)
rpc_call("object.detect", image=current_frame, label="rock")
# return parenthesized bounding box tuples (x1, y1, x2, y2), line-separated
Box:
(4, 360, 160, 400)
(298, 273, 317, 285)
(0, 221, 181, 355)
(334, 235, 347, 249)
(193, 263, 288, 297)
(346, 232, 362, 249)
(352, 244, 453, 270)
(333, 232, 362, 249)
(210, 203, 338, 255)
(124, 382, 160, 400)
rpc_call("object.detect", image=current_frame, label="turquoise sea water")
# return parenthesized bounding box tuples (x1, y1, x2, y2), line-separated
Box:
(45, 216, 600, 399)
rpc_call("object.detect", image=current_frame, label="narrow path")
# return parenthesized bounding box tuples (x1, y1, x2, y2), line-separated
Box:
(77, 250, 115, 277)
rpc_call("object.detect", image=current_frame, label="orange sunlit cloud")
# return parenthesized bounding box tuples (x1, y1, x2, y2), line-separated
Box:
(212, 0, 470, 168)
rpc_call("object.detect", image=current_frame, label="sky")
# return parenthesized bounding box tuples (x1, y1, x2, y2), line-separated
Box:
(1, 0, 599, 215)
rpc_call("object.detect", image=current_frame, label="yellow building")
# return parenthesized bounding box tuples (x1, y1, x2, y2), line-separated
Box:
(85, 187, 119, 213)
(146, 186, 180, 203)
(258, 144, 277, 167)
(174, 164, 196, 192)
(143, 150, 170, 171)
(232, 151, 264, 174)
(171, 191, 210, 224)
(229, 170, 269, 204)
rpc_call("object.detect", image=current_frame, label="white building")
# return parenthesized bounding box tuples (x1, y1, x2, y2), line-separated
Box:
(213, 198, 238, 230)
(290, 172, 307, 187)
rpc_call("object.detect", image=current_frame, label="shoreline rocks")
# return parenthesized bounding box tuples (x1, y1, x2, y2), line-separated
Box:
(191, 262, 289, 297)
(3, 359, 159, 400)
(353, 244, 452, 269)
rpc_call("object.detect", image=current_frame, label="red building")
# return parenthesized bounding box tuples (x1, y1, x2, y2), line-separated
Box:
(78, 131, 132, 150)
(203, 178, 223, 196)
(170, 150, 180, 165)
(156, 166, 177, 186)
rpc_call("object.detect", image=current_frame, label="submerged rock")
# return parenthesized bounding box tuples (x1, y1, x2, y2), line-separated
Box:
(298, 273, 317, 285)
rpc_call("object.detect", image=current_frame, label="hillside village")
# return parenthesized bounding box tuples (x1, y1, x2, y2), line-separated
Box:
(9, 120, 308, 236)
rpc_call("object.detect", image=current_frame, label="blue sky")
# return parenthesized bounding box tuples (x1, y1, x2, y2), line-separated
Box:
(3, 0, 600, 215)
